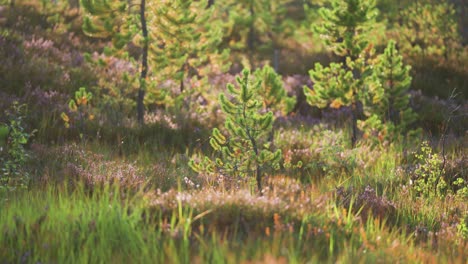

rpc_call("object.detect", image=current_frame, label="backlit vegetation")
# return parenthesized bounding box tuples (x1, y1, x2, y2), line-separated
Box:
(0, 0, 467, 262)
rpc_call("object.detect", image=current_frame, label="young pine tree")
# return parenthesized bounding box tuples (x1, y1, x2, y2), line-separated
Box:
(81, 0, 227, 122)
(189, 69, 281, 194)
(359, 40, 418, 142)
(314, 0, 378, 60)
(148, 0, 229, 94)
(81, 0, 148, 124)
(395, 1, 460, 62)
(253, 65, 295, 116)
(304, 0, 378, 147)
(215, 0, 292, 68)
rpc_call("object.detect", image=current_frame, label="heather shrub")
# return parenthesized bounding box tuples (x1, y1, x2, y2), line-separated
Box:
(0, 29, 97, 96)
(278, 125, 380, 181)
(411, 90, 467, 136)
(84, 52, 138, 127)
(306, 129, 358, 178)
(446, 155, 468, 196)
(336, 185, 397, 223)
(34, 143, 146, 189)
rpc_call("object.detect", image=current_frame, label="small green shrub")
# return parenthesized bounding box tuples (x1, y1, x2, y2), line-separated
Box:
(411, 141, 446, 199)
(457, 216, 468, 240)
(411, 141, 468, 200)
(61, 87, 94, 139)
(452, 177, 468, 198)
(0, 102, 35, 191)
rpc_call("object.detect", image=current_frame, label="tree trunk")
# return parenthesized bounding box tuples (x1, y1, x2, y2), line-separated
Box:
(256, 165, 262, 196)
(180, 78, 184, 92)
(244, 105, 262, 195)
(138, 0, 148, 125)
(273, 49, 279, 72)
(351, 102, 358, 148)
(247, 0, 255, 68)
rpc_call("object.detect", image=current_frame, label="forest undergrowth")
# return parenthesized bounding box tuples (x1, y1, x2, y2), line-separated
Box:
(0, 0, 467, 263)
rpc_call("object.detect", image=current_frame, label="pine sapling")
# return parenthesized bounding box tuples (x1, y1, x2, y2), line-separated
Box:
(303, 0, 379, 147)
(189, 69, 281, 194)
(359, 40, 419, 143)
(81, 0, 148, 124)
(253, 65, 295, 116)
(149, 0, 229, 94)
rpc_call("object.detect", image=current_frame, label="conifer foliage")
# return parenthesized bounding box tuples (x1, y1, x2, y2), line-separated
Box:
(216, 0, 292, 67)
(253, 65, 295, 115)
(305, 0, 418, 145)
(81, 0, 148, 124)
(359, 40, 418, 141)
(149, 0, 228, 92)
(189, 69, 281, 194)
(314, 0, 378, 59)
(81, 0, 227, 118)
(396, 1, 460, 61)
(304, 0, 378, 147)
(81, 0, 135, 48)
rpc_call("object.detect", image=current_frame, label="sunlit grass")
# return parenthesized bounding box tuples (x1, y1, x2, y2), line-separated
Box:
(1, 161, 466, 263)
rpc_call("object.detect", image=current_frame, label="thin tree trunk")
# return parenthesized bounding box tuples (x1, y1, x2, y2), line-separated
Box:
(351, 102, 358, 148)
(248, 0, 255, 68)
(243, 105, 262, 195)
(249, 134, 262, 195)
(273, 49, 279, 72)
(256, 165, 262, 195)
(138, 0, 148, 125)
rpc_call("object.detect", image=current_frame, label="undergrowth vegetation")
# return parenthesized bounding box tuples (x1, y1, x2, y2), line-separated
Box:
(0, 0, 467, 263)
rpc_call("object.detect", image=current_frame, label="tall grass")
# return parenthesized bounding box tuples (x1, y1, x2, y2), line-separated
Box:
(1, 179, 466, 263)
